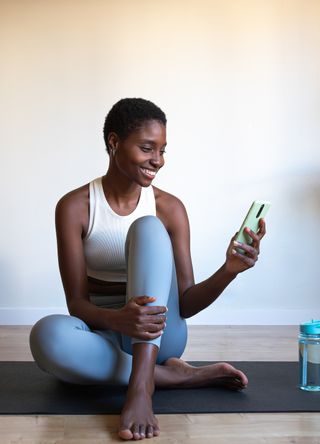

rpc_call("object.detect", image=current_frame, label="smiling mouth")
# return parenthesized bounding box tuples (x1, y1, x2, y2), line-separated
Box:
(140, 167, 157, 178)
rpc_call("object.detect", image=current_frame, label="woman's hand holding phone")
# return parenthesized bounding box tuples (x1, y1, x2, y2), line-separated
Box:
(224, 201, 269, 275)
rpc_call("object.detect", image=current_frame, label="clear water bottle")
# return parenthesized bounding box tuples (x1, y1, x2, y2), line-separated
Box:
(299, 320, 320, 391)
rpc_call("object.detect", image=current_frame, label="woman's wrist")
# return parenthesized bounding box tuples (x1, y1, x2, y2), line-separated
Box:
(69, 299, 119, 331)
(96, 306, 119, 331)
(221, 262, 239, 281)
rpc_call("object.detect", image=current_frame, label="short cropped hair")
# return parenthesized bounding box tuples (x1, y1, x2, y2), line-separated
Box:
(103, 98, 167, 153)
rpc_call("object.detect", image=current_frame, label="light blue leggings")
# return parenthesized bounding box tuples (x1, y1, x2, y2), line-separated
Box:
(29, 216, 188, 385)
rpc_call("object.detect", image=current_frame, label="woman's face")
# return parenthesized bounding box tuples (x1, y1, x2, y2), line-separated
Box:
(109, 119, 167, 187)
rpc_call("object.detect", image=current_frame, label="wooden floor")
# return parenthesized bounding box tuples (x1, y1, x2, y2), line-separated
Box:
(1, 325, 319, 444)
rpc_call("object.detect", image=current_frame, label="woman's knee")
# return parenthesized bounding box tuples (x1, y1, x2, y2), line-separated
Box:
(127, 215, 168, 240)
(126, 216, 172, 260)
(131, 215, 163, 228)
(29, 314, 89, 368)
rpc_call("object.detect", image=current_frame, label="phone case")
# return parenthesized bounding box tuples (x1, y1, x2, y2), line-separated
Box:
(236, 200, 271, 246)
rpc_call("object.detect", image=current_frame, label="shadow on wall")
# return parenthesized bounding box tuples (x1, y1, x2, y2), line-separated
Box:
(272, 169, 320, 246)
(0, 256, 66, 312)
(0, 259, 21, 307)
(244, 168, 320, 221)
(294, 172, 320, 219)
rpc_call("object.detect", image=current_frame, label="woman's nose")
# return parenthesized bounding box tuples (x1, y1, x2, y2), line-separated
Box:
(150, 153, 162, 167)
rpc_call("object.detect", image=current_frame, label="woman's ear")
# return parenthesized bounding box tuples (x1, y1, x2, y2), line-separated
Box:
(107, 132, 119, 154)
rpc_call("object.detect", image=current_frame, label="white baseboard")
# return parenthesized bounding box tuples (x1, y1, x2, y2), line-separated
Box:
(186, 308, 318, 325)
(0, 307, 317, 325)
(0, 307, 69, 325)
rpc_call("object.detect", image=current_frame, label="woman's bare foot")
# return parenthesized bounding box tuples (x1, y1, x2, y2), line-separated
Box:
(119, 359, 247, 440)
(118, 358, 247, 440)
(154, 358, 248, 390)
(118, 385, 160, 440)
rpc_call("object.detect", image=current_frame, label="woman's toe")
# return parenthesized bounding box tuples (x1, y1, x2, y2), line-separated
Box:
(118, 427, 133, 440)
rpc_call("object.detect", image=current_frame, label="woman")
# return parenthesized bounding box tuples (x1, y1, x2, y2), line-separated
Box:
(30, 98, 266, 441)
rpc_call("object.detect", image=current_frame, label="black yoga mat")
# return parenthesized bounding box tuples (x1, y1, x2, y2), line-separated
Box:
(0, 361, 319, 415)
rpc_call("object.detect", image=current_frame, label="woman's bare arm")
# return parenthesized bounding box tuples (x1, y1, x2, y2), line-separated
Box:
(156, 189, 265, 319)
(157, 192, 230, 319)
(55, 187, 118, 330)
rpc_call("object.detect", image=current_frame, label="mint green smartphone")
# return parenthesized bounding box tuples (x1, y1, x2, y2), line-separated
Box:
(236, 200, 271, 247)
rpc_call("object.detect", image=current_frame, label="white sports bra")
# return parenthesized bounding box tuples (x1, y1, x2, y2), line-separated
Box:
(83, 176, 156, 282)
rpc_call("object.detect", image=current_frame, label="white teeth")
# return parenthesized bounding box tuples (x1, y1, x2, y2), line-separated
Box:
(141, 168, 156, 177)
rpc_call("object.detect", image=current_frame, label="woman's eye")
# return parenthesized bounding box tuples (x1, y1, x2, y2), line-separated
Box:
(139, 146, 166, 155)
(140, 146, 152, 152)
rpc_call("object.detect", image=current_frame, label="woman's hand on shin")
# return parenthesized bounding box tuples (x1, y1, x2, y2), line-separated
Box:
(110, 296, 167, 340)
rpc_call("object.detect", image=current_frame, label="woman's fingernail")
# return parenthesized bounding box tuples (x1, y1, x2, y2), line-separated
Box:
(234, 241, 241, 246)
(232, 249, 237, 254)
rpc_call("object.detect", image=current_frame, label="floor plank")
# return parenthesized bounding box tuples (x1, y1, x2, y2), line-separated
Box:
(1, 413, 320, 443)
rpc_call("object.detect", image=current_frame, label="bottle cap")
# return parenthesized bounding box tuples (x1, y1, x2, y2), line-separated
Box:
(300, 320, 320, 335)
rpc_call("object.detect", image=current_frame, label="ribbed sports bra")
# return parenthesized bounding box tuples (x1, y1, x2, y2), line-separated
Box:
(83, 176, 156, 282)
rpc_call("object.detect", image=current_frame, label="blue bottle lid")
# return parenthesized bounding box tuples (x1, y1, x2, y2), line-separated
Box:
(300, 320, 320, 335)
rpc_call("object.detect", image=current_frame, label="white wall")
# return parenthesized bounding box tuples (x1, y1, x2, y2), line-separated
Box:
(1, 0, 319, 325)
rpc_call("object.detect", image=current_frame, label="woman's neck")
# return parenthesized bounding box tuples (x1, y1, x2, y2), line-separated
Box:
(102, 171, 142, 210)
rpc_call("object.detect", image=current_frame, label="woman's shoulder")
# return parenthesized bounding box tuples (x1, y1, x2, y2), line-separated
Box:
(55, 182, 90, 230)
(57, 182, 89, 209)
(153, 186, 188, 229)
(153, 185, 185, 209)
